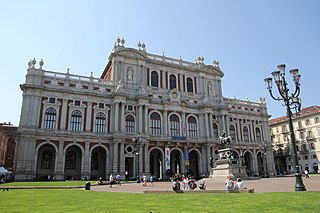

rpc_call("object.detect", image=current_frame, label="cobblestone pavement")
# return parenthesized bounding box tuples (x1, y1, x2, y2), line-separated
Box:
(91, 175, 320, 193)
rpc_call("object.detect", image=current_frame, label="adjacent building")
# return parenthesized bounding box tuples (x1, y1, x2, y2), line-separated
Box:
(15, 38, 275, 181)
(270, 106, 320, 174)
(0, 122, 17, 171)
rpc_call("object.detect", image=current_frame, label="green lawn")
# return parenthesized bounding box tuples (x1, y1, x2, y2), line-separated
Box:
(0, 182, 319, 212)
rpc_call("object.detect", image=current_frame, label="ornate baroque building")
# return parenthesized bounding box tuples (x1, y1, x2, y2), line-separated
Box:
(15, 39, 275, 181)
(270, 106, 320, 174)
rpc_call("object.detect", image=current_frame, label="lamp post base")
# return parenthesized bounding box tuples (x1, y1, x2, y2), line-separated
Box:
(295, 173, 306, 191)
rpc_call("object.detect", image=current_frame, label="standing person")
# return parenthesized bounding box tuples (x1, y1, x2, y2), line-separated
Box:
(116, 174, 121, 186)
(109, 174, 114, 188)
(182, 175, 189, 191)
(304, 169, 310, 178)
(234, 178, 244, 192)
(225, 176, 234, 193)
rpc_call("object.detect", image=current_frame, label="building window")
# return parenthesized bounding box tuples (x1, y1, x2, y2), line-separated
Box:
(98, 103, 104, 109)
(151, 71, 159, 87)
(169, 114, 180, 136)
(150, 112, 161, 135)
(256, 128, 262, 142)
(49, 98, 55, 103)
(312, 154, 317, 159)
(305, 119, 310, 126)
(243, 126, 249, 142)
(75, 100, 81, 106)
(95, 112, 106, 133)
(65, 151, 76, 169)
(44, 107, 56, 129)
(41, 150, 53, 169)
(187, 116, 197, 138)
(315, 117, 319, 124)
(304, 156, 308, 160)
(281, 125, 287, 132)
(298, 121, 302, 129)
(307, 131, 313, 138)
(125, 115, 135, 133)
(169, 74, 177, 89)
(70, 110, 82, 131)
(91, 152, 99, 170)
(212, 123, 218, 139)
(300, 132, 304, 139)
(310, 143, 315, 149)
(186, 77, 193, 93)
(229, 125, 236, 141)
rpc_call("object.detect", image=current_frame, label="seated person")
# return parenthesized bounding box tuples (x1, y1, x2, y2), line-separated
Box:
(234, 178, 246, 191)
(199, 178, 206, 190)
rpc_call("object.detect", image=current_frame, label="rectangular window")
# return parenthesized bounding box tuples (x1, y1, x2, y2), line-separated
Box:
(75, 100, 81, 106)
(49, 98, 55, 103)
(99, 103, 104, 109)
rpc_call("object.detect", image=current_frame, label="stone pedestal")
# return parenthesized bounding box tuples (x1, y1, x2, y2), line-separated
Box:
(209, 148, 248, 181)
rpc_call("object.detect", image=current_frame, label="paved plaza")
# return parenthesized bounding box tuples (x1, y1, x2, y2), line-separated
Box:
(91, 175, 320, 193)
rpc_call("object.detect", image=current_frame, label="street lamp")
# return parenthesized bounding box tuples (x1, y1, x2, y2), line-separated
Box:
(264, 64, 306, 191)
(260, 144, 269, 178)
(132, 137, 145, 183)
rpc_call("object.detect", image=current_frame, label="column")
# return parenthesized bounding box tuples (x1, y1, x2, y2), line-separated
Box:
(208, 113, 213, 138)
(144, 105, 149, 134)
(55, 140, 64, 180)
(120, 103, 125, 133)
(199, 114, 205, 137)
(114, 102, 119, 132)
(226, 114, 230, 136)
(119, 141, 125, 176)
(83, 142, 90, 178)
(182, 112, 186, 136)
(221, 114, 226, 133)
(144, 141, 150, 175)
(113, 141, 119, 173)
(201, 146, 206, 176)
(138, 105, 143, 134)
(204, 113, 209, 138)
(60, 99, 68, 130)
(85, 102, 92, 132)
(206, 145, 211, 175)
(163, 110, 168, 136)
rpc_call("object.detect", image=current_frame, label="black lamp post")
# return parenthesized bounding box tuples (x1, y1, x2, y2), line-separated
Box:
(133, 137, 144, 183)
(264, 64, 306, 191)
(260, 144, 269, 178)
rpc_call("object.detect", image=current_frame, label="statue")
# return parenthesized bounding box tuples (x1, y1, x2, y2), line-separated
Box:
(127, 67, 133, 81)
(218, 132, 232, 147)
(115, 80, 124, 92)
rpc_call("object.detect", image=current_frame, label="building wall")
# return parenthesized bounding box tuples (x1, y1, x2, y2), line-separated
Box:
(15, 40, 274, 181)
(270, 106, 320, 174)
(0, 123, 17, 170)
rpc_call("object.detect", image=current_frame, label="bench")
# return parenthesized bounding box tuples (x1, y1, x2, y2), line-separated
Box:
(0, 186, 84, 191)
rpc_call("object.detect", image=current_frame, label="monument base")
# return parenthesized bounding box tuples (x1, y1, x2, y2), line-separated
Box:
(209, 159, 248, 181)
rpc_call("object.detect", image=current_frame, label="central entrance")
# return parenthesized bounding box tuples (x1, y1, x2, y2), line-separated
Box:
(125, 157, 134, 180)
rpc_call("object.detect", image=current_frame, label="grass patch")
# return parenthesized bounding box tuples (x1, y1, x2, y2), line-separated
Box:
(0, 188, 319, 212)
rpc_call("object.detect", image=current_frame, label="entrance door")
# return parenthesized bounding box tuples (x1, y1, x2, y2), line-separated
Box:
(125, 157, 134, 180)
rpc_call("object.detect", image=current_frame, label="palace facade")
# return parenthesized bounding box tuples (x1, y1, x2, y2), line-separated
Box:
(270, 106, 320, 174)
(15, 39, 275, 181)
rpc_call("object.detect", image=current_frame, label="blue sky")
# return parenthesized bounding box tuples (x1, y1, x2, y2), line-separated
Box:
(1, 0, 320, 126)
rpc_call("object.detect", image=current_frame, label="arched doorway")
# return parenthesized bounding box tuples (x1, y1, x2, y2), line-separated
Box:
(170, 149, 182, 175)
(150, 149, 163, 180)
(189, 150, 199, 179)
(64, 145, 82, 180)
(36, 144, 56, 180)
(90, 146, 106, 180)
(244, 151, 253, 176)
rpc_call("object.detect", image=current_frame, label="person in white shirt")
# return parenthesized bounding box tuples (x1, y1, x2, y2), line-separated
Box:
(234, 178, 244, 191)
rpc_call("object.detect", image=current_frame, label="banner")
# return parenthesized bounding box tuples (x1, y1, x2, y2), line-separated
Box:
(184, 147, 189, 166)
(165, 147, 170, 170)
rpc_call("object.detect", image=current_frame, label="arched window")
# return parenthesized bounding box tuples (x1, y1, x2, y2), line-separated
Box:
(70, 110, 82, 131)
(315, 117, 319, 124)
(187, 116, 197, 137)
(44, 107, 56, 129)
(256, 128, 262, 142)
(95, 112, 106, 133)
(305, 119, 311, 126)
(169, 114, 180, 136)
(186, 77, 193, 92)
(150, 112, 161, 135)
(212, 123, 219, 139)
(151, 71, 159, 87)
(125, 115, 135, 133)
(91, 152, 99, 170)
(65, 151, 76, 169)
(169, 74, 177, 89)
(41, 150, 53, 169)
(229, 125, 236, 141)
(243, 126, 249, 142)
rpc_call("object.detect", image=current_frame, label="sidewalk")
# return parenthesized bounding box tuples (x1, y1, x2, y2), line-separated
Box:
(91, 175, 320, 193)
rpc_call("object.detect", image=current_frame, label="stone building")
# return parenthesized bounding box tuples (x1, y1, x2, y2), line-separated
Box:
(15, 38, 275, 181)
(0, 122, 17, 170)
(270, 106, 320, 174)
